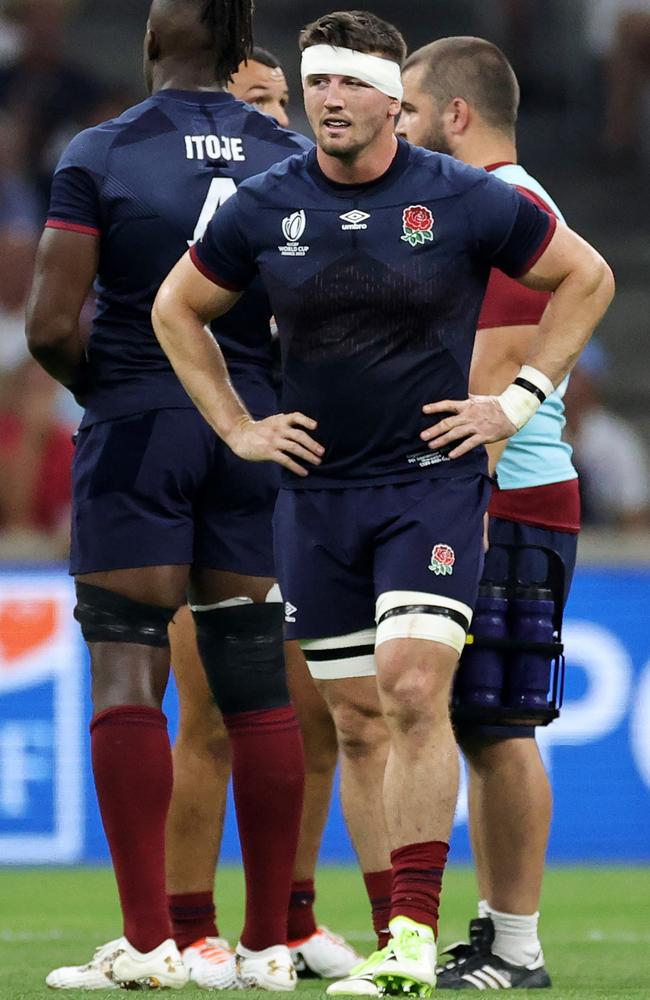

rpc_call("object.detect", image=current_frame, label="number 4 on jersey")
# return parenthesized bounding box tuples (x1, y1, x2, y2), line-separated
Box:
(188, 177, 237, 246)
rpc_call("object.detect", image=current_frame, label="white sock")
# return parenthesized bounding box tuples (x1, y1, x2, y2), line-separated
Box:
(482, 903, 544, 968)
(477, 899, 491, 919)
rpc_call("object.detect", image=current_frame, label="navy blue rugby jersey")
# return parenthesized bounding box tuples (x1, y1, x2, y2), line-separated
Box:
(46, 89, 312, 427)
(192, 139, 556, 488)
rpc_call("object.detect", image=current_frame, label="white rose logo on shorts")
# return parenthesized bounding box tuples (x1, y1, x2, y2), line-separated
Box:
(429, 543, 455, 576)
(401, 205, 434, 248)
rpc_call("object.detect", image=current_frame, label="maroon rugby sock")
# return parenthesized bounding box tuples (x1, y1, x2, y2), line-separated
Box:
(223, 707, 305, 951)
(91, 705, 173, 953)
(287, 879, 317, 942)
(363, 869, 393, 948)
(390, 840, 449, 938)
(168, 891, 218, 951)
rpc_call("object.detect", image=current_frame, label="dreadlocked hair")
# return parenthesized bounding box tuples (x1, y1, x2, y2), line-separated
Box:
(201, 0, 254, 83)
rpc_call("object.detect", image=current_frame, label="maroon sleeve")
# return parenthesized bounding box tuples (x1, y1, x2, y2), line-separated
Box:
(477, 186, 556, 329)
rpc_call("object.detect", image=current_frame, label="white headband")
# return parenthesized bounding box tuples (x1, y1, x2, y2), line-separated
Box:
(301, 44, 403, 101)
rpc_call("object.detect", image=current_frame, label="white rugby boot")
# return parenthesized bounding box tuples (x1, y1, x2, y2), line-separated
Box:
(371, 916, 436, 998)
(326, 949, 387, 996)
(182, 936, 238, 989)
(45, 938, 123, 990)
(110, 937, 188, 989)
(236, 942, 297, 990)
(289, 926, 363, 978)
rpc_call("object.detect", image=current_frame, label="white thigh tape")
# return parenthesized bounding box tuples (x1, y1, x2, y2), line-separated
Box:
(265, 583, 283, 603)
(375, 591, 472, 656)
(301, 628, 377, 680)
(375, 613, 466, 655)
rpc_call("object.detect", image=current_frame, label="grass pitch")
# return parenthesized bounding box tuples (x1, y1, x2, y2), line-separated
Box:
(1, 866, 649, 999)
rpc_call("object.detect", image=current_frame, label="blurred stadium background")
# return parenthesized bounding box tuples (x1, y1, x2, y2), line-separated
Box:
(0, 2, 649, 993)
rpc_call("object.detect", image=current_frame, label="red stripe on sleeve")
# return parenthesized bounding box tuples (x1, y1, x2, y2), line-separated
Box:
(484, 161, 516, 172)
(513, 185, 555, 215)
(478, 183, 558, 329)
(189, 245, 243, 291)
(45, 219, 100, 237)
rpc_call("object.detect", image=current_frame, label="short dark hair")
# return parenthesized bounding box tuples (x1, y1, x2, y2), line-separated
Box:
(404, 36, 520, 134)
(250, 46, 283, 70)
(299, 10, 407, 67)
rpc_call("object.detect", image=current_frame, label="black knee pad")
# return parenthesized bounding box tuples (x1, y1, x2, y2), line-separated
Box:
(74, 582, 176, 647)
(192, 602, 289, 714)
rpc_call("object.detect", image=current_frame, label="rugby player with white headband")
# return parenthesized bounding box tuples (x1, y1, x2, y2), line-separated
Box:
(300, 42, 404, 100)
(152, 10, 615, 997)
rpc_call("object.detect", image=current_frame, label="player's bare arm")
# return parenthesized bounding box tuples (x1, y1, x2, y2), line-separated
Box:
(469, 323, 538, 474)
(153, 253, 323, 477)
(421, 222, 615, 458)
(26, 228, 99, 393)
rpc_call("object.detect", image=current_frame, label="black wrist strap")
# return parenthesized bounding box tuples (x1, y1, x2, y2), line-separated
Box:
(513, 376, 547, 404)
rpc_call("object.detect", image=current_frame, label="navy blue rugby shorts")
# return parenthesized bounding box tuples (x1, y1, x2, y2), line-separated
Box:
(70, 408, 279, 576)
(273, 474, 492, 641)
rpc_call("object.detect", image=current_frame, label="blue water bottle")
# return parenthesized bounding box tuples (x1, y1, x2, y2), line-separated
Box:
(505, 585, 555, 710)
(456, 583, 508, 708)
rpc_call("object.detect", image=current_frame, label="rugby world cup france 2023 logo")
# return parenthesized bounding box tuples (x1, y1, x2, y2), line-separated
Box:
(401, 205, 434, 247)
(279, 210, 309, 257)
(282, 209, 306, 244)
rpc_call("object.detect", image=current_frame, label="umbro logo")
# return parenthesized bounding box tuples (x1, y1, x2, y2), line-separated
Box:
(284, 602, 297, 623)
(340, 209, 370, 231)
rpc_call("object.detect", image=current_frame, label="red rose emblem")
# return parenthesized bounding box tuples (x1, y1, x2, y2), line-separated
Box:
(432, 544, 455, 567)
(403, 205, 433, 232)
